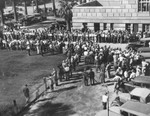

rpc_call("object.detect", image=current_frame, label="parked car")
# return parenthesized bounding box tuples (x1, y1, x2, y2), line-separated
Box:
(126, 42, 144, 51)
(19, 13, 46, 26)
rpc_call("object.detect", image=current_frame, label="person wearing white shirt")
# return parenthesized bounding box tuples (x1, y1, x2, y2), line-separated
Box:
(102, 92, 108, 109)
(129, 69, 136, 81)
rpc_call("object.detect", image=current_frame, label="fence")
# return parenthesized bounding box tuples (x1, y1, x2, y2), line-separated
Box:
(13, 77, 48, 116)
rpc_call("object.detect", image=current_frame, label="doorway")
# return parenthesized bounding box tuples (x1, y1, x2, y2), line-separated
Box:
(94, 23, 100, 32)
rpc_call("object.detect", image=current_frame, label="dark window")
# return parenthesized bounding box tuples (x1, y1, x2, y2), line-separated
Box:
(120, 110, 129, 116)
(130, 114, 137, 116)
(143, 24, 150, 32)
(133, 24, 138, 33)
(131, 95, 140, 102)
(103, 23, 107, 30)
(138, 0, 150, 12)
(94, 23, 100, 32)
(125, 24, 131, 33)
(82, 23, 88, 32)
(110, 23, 114, 30)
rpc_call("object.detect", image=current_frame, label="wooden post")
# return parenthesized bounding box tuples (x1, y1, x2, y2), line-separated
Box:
(13, 100, 18, 114)
(43, 77, 47, 91)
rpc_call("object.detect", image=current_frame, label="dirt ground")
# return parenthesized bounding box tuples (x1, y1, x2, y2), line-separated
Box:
(22, 59, 116, 116)
(0, 50, 66, 110)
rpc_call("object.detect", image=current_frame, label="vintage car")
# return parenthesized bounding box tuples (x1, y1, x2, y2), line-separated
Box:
(19, 13, 47, 26)
(126, 42, 144, 51)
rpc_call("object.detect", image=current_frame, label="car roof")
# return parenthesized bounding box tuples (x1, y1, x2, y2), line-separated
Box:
(120, 101, 150, 116)
(140, 38, 150, 41)
(130, 88, 150, 99)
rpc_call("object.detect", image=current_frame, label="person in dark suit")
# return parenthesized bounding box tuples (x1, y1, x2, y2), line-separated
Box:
(83, 69, 88, 86)
(89, 69, 95, 85)
(23, 84, 30, 103)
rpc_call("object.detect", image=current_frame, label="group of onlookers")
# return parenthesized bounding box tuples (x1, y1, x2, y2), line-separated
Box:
(0, 27, 146, 52)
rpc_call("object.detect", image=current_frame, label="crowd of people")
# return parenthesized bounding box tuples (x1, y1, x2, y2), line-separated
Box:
(1, 26, 150, 106)
(0, 26, 147, 55)
(43, 38, 150, 91)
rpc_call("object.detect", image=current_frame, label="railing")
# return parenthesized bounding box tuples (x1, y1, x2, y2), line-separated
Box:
(12, 77, 48, 116)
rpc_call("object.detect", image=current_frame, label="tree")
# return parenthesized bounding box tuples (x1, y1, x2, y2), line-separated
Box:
(24, 0, 28, 16)
(12, 0, 18, 21)
(58, 0, 77, 31)
(52, 0, 56, 17)
(35, 0, 39, 13)
(0, 0, 5, 26)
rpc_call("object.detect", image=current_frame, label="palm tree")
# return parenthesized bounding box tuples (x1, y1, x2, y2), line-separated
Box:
(52, 0, 56, 17)
(58, 0, 77, 31)
(24, 0, 28, 16)
(0, 1, 5, 26)
(12, 0, 18, 21)
(35, 0, 39, 13)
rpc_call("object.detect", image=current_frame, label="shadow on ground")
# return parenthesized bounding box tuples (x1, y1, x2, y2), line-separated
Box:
(53, 85, 77, 93)
(29, 102, 75, 116)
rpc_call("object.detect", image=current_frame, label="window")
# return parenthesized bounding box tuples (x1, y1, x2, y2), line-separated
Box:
(110, 23, 114, 30)
(125, 24, 131, 33)
(120, 111, 129, 116)
(138, 0, 150, 12)
(130, 113, 137, 116)
(94, 23, 100, 32)
(143, 24, 150, 32)
(103, 23, 107, 30)
(131, 95, 140, 102)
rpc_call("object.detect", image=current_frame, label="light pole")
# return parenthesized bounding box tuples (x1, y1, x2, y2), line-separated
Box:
(105, 85, 109, 116)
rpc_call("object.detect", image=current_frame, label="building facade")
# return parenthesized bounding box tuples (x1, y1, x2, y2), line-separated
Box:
(72, 0, 150, 33)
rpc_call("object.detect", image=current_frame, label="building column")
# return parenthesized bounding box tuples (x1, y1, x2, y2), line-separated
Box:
(131, 24, 133, 33)
(107, 23, 110, 30)
(100, 23, 103, 30)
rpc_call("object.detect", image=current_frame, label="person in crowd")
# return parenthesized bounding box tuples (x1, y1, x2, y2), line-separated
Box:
(105, 62, 111, 79)
(89, 68, 95, 85)
(26, 39, 31, 56)
(136, 65, 142, 77)
(99, 69, 105, 84)
(129, 69, 136, 81)
(83, 68, 89, 86)
(23, 84, 30, 103)
(102, 92, 108, 110)
(52, 68, 58, 86)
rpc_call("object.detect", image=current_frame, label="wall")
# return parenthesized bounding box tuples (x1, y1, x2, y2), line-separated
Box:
(72, 0, 150, 30)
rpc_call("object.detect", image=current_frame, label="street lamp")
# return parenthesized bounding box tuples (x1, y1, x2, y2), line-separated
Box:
(105, 85, 109, 116)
